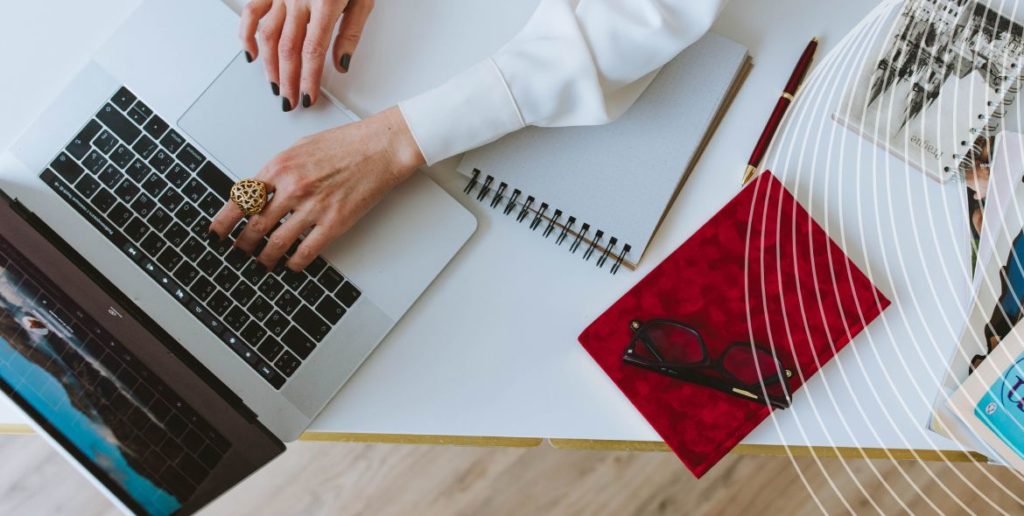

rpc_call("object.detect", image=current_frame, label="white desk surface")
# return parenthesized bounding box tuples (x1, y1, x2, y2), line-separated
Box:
(0, 0, 973, 455)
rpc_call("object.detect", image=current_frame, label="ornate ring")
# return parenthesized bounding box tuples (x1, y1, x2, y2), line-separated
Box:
(230, 179, 268, 216)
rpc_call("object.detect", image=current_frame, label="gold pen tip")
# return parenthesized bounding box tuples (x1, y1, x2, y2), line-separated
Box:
(742, 165, 757, 185)
(811, 37, 819, 43)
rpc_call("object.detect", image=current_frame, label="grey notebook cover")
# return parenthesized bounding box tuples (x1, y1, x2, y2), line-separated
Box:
(457, 32, 749, 270)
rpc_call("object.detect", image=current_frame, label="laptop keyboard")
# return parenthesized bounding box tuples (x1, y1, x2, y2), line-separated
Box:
(0, 237, 230, 500)
(39, 86, 363, 390)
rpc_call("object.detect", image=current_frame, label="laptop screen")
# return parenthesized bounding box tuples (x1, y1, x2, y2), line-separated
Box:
(0, 234, 225, 516)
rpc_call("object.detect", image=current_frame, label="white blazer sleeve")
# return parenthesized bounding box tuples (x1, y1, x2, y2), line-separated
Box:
(398, 0, 726, 165)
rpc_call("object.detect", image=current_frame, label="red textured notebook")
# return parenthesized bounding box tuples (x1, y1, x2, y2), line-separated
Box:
(578, 172, 889, 477)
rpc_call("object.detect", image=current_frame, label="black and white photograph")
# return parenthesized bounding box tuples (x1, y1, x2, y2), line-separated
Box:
(837, 0, 1024, 181)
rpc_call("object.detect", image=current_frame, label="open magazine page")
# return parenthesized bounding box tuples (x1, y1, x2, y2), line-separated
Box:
(930, 131, 1024, 450)
(835, 0, 1024, 182)
(948, 321, 1024, 470)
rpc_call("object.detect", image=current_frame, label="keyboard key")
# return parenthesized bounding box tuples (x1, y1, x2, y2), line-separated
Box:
(91, 189, 116, 213)
(294, 305, 331, 342)
(241, 261, 268, 285)
(225, 248, 249, 270)
(141, 173, 168, 197)
(196, 443, 224, 471)
(177, 143, 206, 172)
(97, 103, 141, 143)
(279, 269, 307, 290)
(173, 262, 200, 287)
(315, 296, 346, 325)
(306, 257, 328, 277)
(190, 216, 213, 238)
(113, 178, 140, 204)
(264, 311, 289, 337)
(131, 100, 153, 119)
(82, 149, 108, 174)
(297, 280, 325, 306)
(240, 320, 268, 346)
(143, 115, 169, 139)
(317, 267, 344, 292)
(176, 452, 207, 480)
(156, 247, 183, 271)
(127, 105, 149, 125)
(51, 153, 84, 183)
(160, 129, 186, 154)
(149, 149, 174, 174)
(213, 267, 240, 291)
(274, 291, 300, 315)
(124, 217, 149, 242)
(140, 232, 167, 257)
(247, 296, 273, 321)
(93, 129, 117, 154)
(110, 144, 133, 169)
(336, 281, 361, 307)
(274, 351, 301, 377)
(98, 164, 123, 188)
(230, 282, 256, 303)
(208, 291, 233, 316)
(130, 194, 155, 218)
(197, 161, 232, 199)
(73, 174, 100, 198)
(159, 189, 185, 212)
(166, 163, 190, 188)
(125, 158, 151, 182)
(107, 202, 133, 228)
(67, 120, 102, 159)
(257, 276, 284, 300)
(281, 326, 315, 359)
(111, 86, 136, 111)
(165, 222, 190, 247)
(220, 330, 257, 365)
(189, 276, 217, 301)
(196, 251, 221, 276)
(198, 192, 222, 218)
(180, 237, 206, 262)
(132, 135, 158, 160)
(181, 178, 206, 203)
(256, 361, 286, 389)
(148, 208, 172, 232)
(223, 306, 250, 332)
(257, 336, 284, 362)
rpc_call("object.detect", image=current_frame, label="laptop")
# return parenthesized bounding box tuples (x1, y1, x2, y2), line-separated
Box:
(0, 0, 476, 513)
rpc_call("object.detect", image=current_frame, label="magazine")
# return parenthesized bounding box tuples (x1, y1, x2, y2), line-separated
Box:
(835, 0, 1024, 183)
(948, 320, 1024, 469)
(929, 131, 1024, 451)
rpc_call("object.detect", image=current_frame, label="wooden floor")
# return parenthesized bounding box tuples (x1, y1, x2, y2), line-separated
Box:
(1, 435, 1023, 515)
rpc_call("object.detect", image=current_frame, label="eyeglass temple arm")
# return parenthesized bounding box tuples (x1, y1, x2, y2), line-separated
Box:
(623, 356, 791, 409)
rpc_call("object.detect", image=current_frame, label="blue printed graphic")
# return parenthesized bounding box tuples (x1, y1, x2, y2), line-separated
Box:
(974, 355, 1024, 459)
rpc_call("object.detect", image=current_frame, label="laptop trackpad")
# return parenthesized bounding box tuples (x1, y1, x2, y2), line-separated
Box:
(178, 52, 358, 179)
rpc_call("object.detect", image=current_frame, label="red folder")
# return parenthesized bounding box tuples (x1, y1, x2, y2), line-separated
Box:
(578, 172, 889, 477)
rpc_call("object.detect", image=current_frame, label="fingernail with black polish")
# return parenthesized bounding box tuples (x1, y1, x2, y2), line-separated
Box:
(282, 97, 292, 112)
(340, 53, 351, 72)
(270, 82, 280, 96)
(245, 51, 254, 63)
(301, 92, 312, 108)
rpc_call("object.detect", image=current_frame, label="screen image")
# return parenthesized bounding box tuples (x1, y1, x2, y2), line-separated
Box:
(0, 236, 226, 515)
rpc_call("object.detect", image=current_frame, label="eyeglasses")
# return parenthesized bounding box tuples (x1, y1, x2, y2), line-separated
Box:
(621, 319, 793, 409)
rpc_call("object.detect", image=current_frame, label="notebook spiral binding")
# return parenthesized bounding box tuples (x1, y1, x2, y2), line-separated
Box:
(955, 63, 1023, 176)
(463, 168, 631, 274)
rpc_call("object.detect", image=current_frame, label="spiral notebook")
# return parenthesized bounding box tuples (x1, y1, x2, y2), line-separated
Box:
(457, 33, 751, 273)
(834, 0, 1024, 183)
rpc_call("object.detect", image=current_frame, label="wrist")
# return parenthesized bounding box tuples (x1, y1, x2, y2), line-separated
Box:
(375, 106, 426, 177)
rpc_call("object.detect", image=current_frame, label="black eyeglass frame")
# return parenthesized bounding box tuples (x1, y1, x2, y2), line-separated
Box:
(622, 319, 793, 410)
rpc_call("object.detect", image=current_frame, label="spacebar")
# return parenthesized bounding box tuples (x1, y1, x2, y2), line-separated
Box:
(41, 169, 126, 249)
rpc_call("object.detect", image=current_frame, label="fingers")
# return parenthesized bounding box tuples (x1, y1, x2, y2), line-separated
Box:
(300, 5, 344, 107)
(278, 6, 309, 112)
(258, 1, 287, 96)
(257, 210, 315, 270)
(287, 224, 334, 271)
(239, 0, 272, 62)
(233, 194, 294, 255)
(209, 201, 245, 241)
(333, 0, 374, 73)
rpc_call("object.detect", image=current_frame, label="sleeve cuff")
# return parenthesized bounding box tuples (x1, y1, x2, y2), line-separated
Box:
(398, 59, 525, 166)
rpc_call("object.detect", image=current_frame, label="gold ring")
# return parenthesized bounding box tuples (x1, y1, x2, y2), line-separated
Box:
(230, 179, 268, 216)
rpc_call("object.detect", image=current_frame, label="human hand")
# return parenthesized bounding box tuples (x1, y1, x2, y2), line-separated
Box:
(240, 0, 374, 111)
(209, 107, 425, 271)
